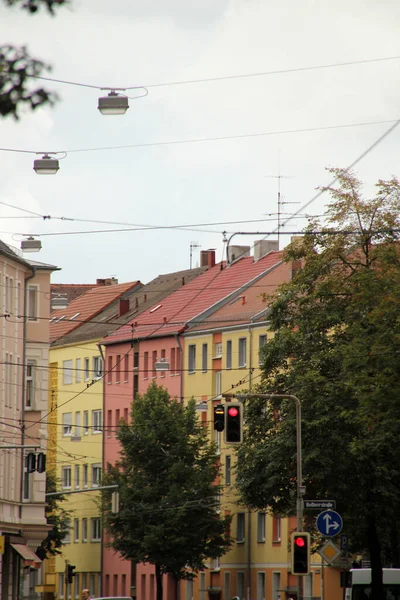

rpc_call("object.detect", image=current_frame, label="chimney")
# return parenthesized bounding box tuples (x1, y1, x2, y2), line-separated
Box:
(200, 249, 216, 269)
(254, 240, 279, 261)
(118, 298, 130, 317)
(96, 278, 105, 286)
(96, 277, 118, 286)
(228, 245, 250, 264)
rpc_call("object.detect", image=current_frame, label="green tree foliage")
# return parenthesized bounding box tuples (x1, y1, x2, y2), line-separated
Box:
(1, 0, 68, 118)
(236, 169, 400, 600)
(102, 382, 232, 600)
(35, 471, 71, 560)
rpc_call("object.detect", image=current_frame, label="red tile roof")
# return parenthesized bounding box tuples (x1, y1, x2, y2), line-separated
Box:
(50, 281, 141, 343)
(51, 284, 95, 310)
(104, 253, 282, 344)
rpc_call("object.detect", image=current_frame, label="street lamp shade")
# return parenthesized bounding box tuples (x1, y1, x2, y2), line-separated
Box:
(98, 92, 129, 115)
(33, 154, 60, 175)
(21, 237, 42, 253)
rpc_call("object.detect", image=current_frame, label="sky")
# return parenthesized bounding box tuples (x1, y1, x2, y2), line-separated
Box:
(1, 0, 400, 284)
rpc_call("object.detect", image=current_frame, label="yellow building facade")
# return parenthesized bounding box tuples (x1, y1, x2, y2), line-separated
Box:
(49, 341, 104, 600)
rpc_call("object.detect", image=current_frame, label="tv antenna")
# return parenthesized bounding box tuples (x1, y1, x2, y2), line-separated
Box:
(265, 152, 298, 245)
(189, 241, 201, 269)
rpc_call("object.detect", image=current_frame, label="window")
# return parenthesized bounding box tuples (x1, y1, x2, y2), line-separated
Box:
(27, 285, 38, 320)
(226, 340, 232, 369)
(272, 516, 281, 542)
(17, 281, 22, 316)
(236, 512, 245, 542)
(122, 574, 127, 596)
(257, 512, 266, 543)
(237, 573, 245, 600)
(25, 361, 35, 408)
(74, 519, 79, 542)
(62, 467, 72, 489)
(91, 517, 101, 541)
(304, 573, 313, 600)
(188, 345, 196, 373)
(225, 455, 231, 486)
(144, 352, 149, 377)
(224, 573, 230, 600)
(124, 354, 129, 382)
(215, 371, 222, 397)
(90, 574, 96, 597)
(75, 465, 80, 489)
(116, 355, 121, 382)
(238, 338, 247, 367)
(83, 465, 88, 488)
(257, 573, 265, 600)
(75, 411, 81, 437)
(74, 574, 80, 599)
(259, 334, 267, 364)
(200, 573, 206, 600)
(272, 573, 281, 600)
(124, 407, 128, 422)
(133, 374, 139, 399)
(76, 358, 81, 383)
(115, 409, 120, 428)
(83, 410, 89, 435)
(93, 356, 103, 379)
(84, 357, 90, 381)
(62, 413, 72, 436)
(202, 344, 208, 372)
(170, 348, 175, 374)
(186, 579, 194, 600)
(215, 342, 222, 358)
(63, 360, 73, 385)
(82, 518, 88, 542)
(152, 350, 157, 377)
(59, 573, 65, 598)
(92, 464, 101, 487)
(92, 410, 102, 433)
(134, 351, 139, 369)
(107, 355, 113, 384)
(176, 347, 181, 374)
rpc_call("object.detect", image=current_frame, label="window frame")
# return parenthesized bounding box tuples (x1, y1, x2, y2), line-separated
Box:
(92, 464, 101, 488)
(238, 337, 247, 368)
(93, 356, 103, 379)
(62, 412, 72, 437)
(188, 344, 196, 373)
(91, 517, 101, 541)
(258, 334, 267, 364)
(226, 340, 232, 369)
(62, 359, 73, 385)
(202, 343, 208, 372)
(25, 360, 35, 409)
(27, 285, 38, 321)
(76, 358, 81, 383)
(62, 466, 72, 489)
(236, 512, 245, 543)
(92, 409, 102, 433)
(84, 357, 90, 381)
(257, 512, 266, 543)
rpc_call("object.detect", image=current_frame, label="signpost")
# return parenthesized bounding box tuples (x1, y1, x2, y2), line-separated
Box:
(316, 510, 343, 537)
(304, 499, 336, 510)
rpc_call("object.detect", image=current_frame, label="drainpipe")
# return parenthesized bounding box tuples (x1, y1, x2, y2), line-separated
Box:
(174, 335, 184, 404)
(97, 342, 106, 597)
(19, 266, 36, 520)
(247, 320, 253, 600)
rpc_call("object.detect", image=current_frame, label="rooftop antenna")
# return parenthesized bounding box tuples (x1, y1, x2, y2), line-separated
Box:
(265, 150, 298, 247)
(189, 241, 201, 269)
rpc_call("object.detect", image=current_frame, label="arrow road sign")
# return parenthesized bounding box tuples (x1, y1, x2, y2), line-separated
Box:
(316, 510, 343, 536)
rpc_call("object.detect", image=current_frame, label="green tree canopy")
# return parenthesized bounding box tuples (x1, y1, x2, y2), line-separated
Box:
(1, 0, 68, 118)
(236, 169, 400, 600)
(102, 382, 232, 600)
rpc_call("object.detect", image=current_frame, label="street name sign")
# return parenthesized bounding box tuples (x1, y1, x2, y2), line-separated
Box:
(316, 509, 343, 536)
(304, 500, 336, 510)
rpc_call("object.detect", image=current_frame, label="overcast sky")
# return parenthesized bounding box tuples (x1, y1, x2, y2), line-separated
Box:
(1, 0, 400, 284)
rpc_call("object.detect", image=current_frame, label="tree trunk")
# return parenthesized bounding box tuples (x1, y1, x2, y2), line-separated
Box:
(390, 523, 400, 567)
(367, 514, 384, 600)
(156, 564, 163, 600)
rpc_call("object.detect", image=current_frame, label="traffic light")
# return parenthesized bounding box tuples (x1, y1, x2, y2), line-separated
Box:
(67, 564, 76, 584)
(26, 453, 36, 473)
(224, 403, 243, 444)
(37, 452, 46, 473)
(214, 404, 225, 432)
(291, 532, 310, 575)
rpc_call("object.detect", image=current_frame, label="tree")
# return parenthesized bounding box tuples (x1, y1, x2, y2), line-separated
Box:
(102, 382, 232, 600)
(35, 471, 71, 560)
(236, 169, 400, 600)
(1, 0, 68, 119)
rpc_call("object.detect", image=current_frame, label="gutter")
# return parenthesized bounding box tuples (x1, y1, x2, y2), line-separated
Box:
(97, 342, 106, 597)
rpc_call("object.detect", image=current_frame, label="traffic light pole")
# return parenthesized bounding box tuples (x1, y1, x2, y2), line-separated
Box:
(235, 393, 304, 600)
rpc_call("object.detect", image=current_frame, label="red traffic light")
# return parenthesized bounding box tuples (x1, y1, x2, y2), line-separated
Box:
(228, 407, 239, 417)
(295, 537, 305, 547)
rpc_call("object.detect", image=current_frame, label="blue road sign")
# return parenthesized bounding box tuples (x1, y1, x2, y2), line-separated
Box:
(316, 510, 343, 536)
(340, 534, 349, 551)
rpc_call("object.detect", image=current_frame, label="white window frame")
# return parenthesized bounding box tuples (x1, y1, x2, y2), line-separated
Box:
(188, 344, 196, 373)
(214, 342, 222, 358)
(257, 512, 266, 543)
(84, 357, 90, 381)
(237, 512, 245, 543)
(83, 464, 88, 488)
(62, 413, 72, 437)
(272, 572, 281, 600)
(83, 410, 89, 435)
(200, 573, 206, 600)
(224, 572, 230, 600)
(62, 466, 72, 489)
(202, 343, 208, 372)
(257, 572, 266, 600)
(92, 409, 102, 433)
(93, 356, 103, 379)
(215, 371, 222, 397)
(25, 360, 35, 409)
(27, 285, 38, 320)
(238, 337, 247, 368)
(74, 411, 81, 437)
(91, 517, 101, 541)
(237, 572, 245, 600)
(82, 518, 88, 542)
(76, 358, 81, 383)
(186, 579, 194, 600)
(74, 518, 79, 542)
(92, 464, 101, 487)
(75, 465, 80, 489)
(63, 360, 73, 385)
(259, 334, 267, 364)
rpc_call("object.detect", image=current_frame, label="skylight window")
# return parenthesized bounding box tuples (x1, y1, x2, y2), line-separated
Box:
(69, 312, 81, 321)
(150, 304, 162, 313)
